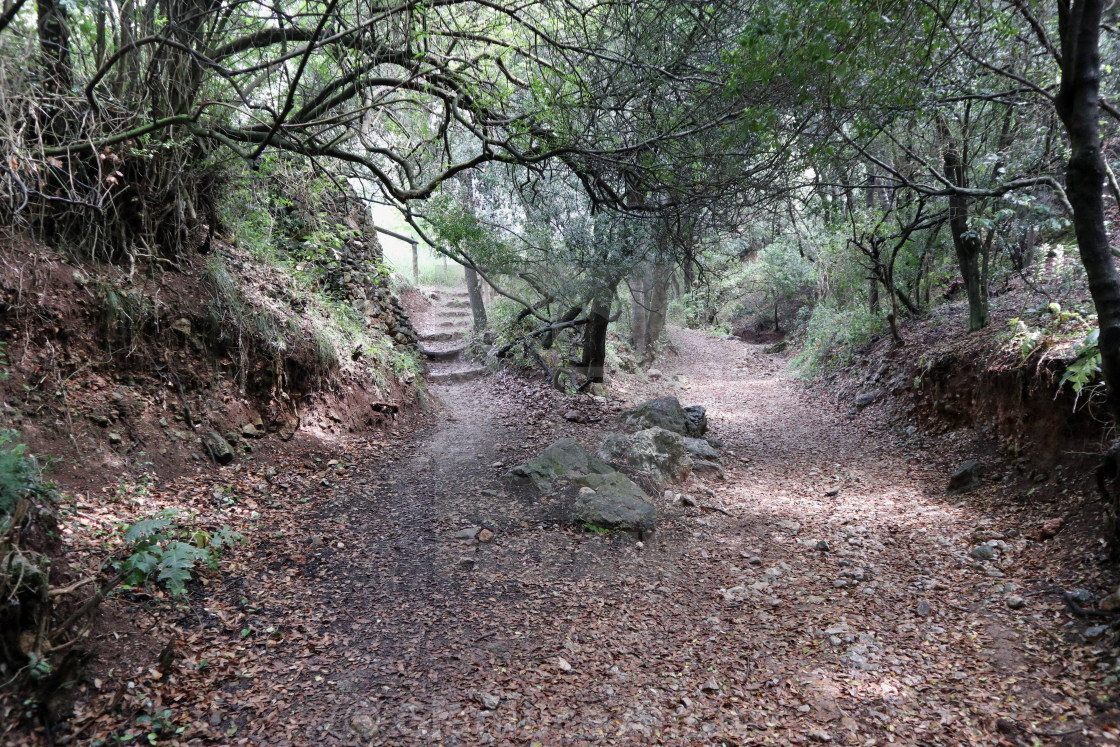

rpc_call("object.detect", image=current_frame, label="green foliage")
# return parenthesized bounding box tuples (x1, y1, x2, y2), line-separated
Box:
(0, 431, 51, 518)
(116, 511, 242, 596)
(1059, 329, 1102, 403)
(791, 305, 885, 375)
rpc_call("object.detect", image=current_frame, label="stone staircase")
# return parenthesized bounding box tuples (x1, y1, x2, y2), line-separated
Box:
(418, 287, 487, 385)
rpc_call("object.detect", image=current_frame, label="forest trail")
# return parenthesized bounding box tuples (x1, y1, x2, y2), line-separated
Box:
(217, 324, 1113, 746)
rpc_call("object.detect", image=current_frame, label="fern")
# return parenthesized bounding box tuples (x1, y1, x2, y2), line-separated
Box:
(117, 512, 242, 595)
(123, 511, 176, 543)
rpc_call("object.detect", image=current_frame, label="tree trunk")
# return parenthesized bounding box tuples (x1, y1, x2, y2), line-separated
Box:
(1057, 0, 1120, 422)
(937, 114, 989, 331)
(646, 264, 671, 346)
(869, 275, 880, 315)
(411, 244, 419, 284)
(463, 265, 487, 332)
(629, 266, 652, 358)
(36, 0, 70, 95)
(581, 295, 613, 383)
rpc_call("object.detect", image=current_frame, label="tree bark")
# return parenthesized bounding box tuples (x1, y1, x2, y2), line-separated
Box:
(1056, 0, 1120, 421)
(937, 114, 990, 331)
(581, 296, 613, 383)
(36, 0, 70, 95)
(464, 265, 487, 332)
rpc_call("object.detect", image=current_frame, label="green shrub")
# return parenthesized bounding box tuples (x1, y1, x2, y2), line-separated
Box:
(0, 431, 50, 518)
(791, 305, 885, 375)
(115, 511, 242, 596)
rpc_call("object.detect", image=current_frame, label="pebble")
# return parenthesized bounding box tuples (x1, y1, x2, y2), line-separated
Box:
(815, 540, 831, 552)
(748, 556, 762, 566)
(455, 527, 481, 540)
(915, 600, 932, 617)
(1005, 595, 1026, 609)
(476, 692, 500, 710)
(478, 528, 495, 542)
(1069, 588, 1095, 605)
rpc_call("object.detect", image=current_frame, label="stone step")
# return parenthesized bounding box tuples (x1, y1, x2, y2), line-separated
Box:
(421, 345, 467, 362)
(418, 331, 458, 343)
(428, 367, 487, 384)
(435, 320, 470, 330)
(437, 308, 472, 318)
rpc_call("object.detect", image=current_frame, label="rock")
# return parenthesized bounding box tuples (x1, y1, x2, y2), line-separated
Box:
(170, 317, 192, 336)
(619, 397, 707, 437)
(815, 540, 831, 552)
(556, 657, 572, 673)
(457, 557, 476, 570)
(970, 544, 996, 560)
(763, 340, 788, 354)
(691, 459, 725, 479)
(89, 413, 110, 427)
(572, 473, 656, 532)
(1101, 592, 1120, 611)
(563, 409, 587, 423)
(915, 600, 932, 617)
(1006, 595, 1026, 609)
(350, 713, 378, 738)
(948, 460, 984, 494)
(808, 728, 832, 742)
(454, 527, 480, 540)
(241, 423, 260, 439)
(475, 692, 500, 710)
(705, 436, 725, 449)
(107, 432, 123, 445)
(203, 432, 235, 464)
(503, 438, 614, 491)
(683, 437, 721, 461)
(854, 391, 878, 408)
(588, 382, 609, 397)
(824, 487, 840, 497)
(701, 676, 719, 692)
(647, 368, 663, 380)
(597, 427, 693, 483)
(1069, 588, 1096, 606)
(1039, 518, 1063, 540)
(777, 520, 801, 533)
(478, 528, 494, 543)
(748, 556, 762, 566)
(1084, 625, 1110, 641)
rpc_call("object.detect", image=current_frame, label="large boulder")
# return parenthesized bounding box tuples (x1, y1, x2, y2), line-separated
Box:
(573, 473, 656, 532)
(619, 397, 707, 437)
(597, 427, 693, 483)
(504, 438, 613, 491)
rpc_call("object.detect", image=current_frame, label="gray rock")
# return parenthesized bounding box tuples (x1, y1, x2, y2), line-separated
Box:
(748, 556, 762, 566)
(503, 438, 613, 491)
(107, 432, 123, 445)
(597, 427, 693, 483)
(815, 540, 831, 552)
(970, 544, 996, 560)
(1006, 595, 1026, 609)
(705, 437, 725, 449)
(1084, 625, 1110, 641)
(683, 437, 721, 461)
(916, 600, 932, 617)
(203, 431, 235, 464)
(1069, 588, 1096, 606)
(619, 397, 707, 437)
(454, 527, 481, 540)
(475, 692, 500, 710)
(948, 460, 984, 494)
(691, 459, 725, 479)
(350, 714, 378, 738)
(854, 391, 878, 408)
(458, 557, 476, 570)
(241, 422, 260, 439)
(572, 472, 656, 532)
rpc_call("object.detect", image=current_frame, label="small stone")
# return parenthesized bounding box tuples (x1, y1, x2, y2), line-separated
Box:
(241, 423, 259, 439)
(1039, 518, 1063, 540)
(767, 597, 782, 608)
(808, 728, 832, 743)
(478, 528, 494, 543)
(970, 544, 996, 560)
(475, 692, 500, 710)
(563, 410, 586, 423)
(1100, 593, 1120, 611)
(556, 657, 572, 673)
(107, 432, 123, 445)
(636, 541, 644, 550)
(1084, 625, 1110, 641)
(647, 368, 663, 380)
(170, 317, 191, 335)
(454, 527, 481, 540)
(948, 460, 984, 493)
(777, 520, 801, 533)
(1006, 595, 1026, 609)
(701, 676, 719, 692)
(480, 489, 498, 497)
(1069, 588, 1095, 606)
(824, 487, 840, 497)
(679, 493, 698, 507)
(915, 600, 932, 617)
(854, 392, 877, 408)
(829, 635, 842, 646)
(748, 556, 762, 566)
(457, 557, 476, 570)
(350, 713, 377, 738)
(815, 540, 831, 552)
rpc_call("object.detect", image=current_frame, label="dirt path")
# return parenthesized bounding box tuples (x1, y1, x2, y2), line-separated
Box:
(192, 326, 1115, 746)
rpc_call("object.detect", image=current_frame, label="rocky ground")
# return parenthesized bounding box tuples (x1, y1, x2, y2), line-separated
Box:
(23, 299, 1120, 745)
